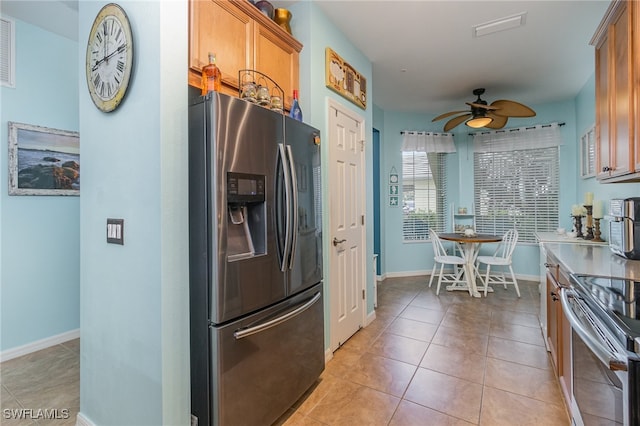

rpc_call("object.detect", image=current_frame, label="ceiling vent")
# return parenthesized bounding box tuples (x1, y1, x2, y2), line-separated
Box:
(473, 12, 527, 38)
(1, 17, 15, 88)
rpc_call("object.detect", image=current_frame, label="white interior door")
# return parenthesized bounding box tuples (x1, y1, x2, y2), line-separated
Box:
(328, 100, 365, 351)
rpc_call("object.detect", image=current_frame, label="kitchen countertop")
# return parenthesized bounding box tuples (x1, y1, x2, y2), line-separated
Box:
(535, 231, 608, 245)
(542, 241, 640, 280)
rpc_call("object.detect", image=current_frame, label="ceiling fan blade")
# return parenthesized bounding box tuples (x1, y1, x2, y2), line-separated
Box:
(432, 110, 469, 122)
(484, 113, 508, 129)
(465, 102, 498, 111)
(443, 114, 472, 132)
(490, 100, 536, 117)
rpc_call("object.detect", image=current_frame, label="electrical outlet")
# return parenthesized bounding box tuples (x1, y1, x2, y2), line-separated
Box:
(106, 218, 124, 245)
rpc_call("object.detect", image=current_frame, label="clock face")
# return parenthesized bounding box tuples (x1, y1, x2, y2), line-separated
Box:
(86, 4, 133, 112)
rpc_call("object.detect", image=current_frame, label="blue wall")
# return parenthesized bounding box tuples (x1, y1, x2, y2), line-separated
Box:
(0, 17, 80, 352)
(288, 0, 376, 331)
(375, 72, 640, 280)
(78, 1, 189, 424)
(376, 96, 582, 279)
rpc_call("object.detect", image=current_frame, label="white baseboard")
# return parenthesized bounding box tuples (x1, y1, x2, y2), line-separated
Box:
(75, 412, 95, 426)
(0, 328, 80, 362)
(381, 270, 431, 279)
(377, 271, 539, 284)
(324, 347, 333, 364)
(365, 309, 376, 327)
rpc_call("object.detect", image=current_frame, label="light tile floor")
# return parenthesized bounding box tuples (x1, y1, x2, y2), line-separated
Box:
(0, 277, 570, 426)
(276, 276, 571, 426)
(1, 338, 79, 425)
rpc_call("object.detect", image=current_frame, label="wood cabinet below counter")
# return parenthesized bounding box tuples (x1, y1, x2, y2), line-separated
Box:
(188, 0, 302, 110)
(544, 252, 572, 409)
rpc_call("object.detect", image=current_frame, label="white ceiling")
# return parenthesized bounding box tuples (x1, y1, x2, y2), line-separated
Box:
(304, 0, 611, 117)
(3, 0, 611, 120)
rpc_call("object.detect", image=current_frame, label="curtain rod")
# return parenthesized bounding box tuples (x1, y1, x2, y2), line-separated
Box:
(399, 130, 453, 135)
(467, 121, 565, 136)
(400, 122, 565, 136)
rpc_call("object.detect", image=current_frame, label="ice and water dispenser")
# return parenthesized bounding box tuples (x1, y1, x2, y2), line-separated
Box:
(226, 172, 266, 261)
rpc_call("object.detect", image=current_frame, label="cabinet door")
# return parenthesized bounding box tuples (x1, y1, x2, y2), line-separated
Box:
(254, 25, 300, 110)
(634, 2, 640, 171)
(610, 4, 633, 178)
(189, 0, 253, 94)
(595, 33, 611, 179)
(546, 272, 561, 375)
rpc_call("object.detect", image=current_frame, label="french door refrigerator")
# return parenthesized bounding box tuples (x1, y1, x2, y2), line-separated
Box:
(188, 92, 324, 426)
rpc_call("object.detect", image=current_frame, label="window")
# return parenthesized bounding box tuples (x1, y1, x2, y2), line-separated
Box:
(1, 17, 15, 88)
(474, 147, 559, 242)
(402, 152, 447, 240)
(580, 125, 596, 178)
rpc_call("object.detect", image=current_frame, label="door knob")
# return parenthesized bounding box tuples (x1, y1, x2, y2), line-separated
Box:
(333, 237, 346, 246)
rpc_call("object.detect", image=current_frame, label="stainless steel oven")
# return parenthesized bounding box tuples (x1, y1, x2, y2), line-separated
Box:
(563, 275, 640, 426)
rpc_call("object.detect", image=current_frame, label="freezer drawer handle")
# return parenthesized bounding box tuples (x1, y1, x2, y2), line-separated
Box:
(233, 292, 321, 340)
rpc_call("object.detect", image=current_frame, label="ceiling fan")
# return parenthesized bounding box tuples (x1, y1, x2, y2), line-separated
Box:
(432, 88, 536, 132)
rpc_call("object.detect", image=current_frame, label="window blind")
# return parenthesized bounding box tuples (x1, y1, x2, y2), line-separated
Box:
(473, 147, 559, 242)
(1, 17, 15, 88)
(402, 152, 448, 241)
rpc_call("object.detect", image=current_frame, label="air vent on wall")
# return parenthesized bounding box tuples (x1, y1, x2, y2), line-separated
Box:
(1, 17, 15, 88)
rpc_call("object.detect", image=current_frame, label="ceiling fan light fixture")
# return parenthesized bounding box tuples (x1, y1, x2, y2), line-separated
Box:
(466, 117, 493, 128)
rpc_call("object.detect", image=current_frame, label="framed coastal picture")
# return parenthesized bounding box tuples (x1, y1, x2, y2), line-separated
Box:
(8, 121, 80, 196)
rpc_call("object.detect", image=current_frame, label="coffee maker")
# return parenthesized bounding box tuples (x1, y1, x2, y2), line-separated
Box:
(609, 197, 640, 260)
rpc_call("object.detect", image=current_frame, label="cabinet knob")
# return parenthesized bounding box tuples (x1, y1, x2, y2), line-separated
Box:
(602, 166, 611, 172)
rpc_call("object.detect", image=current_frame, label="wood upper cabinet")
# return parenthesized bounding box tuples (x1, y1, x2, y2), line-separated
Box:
(254, 24, 300, 109)
(635, 2, 640, 172)
(593, 0, 638, 181)
(189, 0, 302, 108)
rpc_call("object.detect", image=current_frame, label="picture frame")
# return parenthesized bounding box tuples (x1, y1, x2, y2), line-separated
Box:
(8, 121, 80, 196)
(580, 124, 595, 179)
(325, 47, 367, 110)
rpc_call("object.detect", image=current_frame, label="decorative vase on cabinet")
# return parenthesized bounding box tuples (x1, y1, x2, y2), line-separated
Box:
(274, 8, 292, 34)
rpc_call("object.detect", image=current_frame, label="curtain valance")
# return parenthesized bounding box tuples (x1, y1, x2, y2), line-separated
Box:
(401, 131, 456, 153)
(473, 122, 563, 153)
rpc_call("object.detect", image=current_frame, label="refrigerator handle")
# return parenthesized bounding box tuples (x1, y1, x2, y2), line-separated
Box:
(279, 143, 292, 272)
(233, 292, 321, 339)
(286, 145, 298, 270)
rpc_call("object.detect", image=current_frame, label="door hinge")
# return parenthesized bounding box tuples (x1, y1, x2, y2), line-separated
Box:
(361, 215, 364, 225)
(362, 289, 365, 299)
(360, 140, 365, 151)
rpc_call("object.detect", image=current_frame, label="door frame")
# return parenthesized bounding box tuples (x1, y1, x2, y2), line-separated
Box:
(326, 97, 368, 350)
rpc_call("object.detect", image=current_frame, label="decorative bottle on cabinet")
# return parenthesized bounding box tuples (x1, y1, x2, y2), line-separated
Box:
(201, 52, 222, 95)
(289, 90, 303, 121)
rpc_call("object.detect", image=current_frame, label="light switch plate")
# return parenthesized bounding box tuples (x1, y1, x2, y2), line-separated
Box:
(107, 218, 124, 245)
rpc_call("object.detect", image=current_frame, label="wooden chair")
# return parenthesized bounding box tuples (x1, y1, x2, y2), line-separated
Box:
(476, 229, 520, 297)
(428, 229, 467, 295)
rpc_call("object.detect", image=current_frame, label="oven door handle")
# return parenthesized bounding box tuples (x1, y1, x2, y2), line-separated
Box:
(560, 288, 628, 372)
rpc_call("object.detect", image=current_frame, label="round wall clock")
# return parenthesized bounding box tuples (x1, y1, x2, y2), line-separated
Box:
(85, 3, 133, 112)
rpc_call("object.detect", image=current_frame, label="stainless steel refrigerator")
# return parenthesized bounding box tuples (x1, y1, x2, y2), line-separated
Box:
(188, 92, 324, 426)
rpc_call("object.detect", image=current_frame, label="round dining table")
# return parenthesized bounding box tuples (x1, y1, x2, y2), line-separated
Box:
(437, 233, 502, 298)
